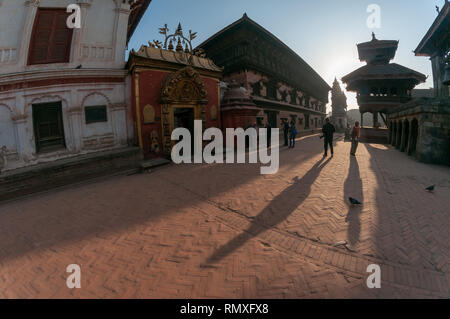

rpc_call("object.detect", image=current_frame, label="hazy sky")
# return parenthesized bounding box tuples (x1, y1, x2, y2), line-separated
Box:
(128, 0, 444, 111)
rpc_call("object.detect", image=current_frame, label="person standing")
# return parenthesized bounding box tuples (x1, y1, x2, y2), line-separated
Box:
(283, 119, 289, 147)
(289, 120, 297, 148)
(350, 121, 361, 156)
(322, 118, 335, 157)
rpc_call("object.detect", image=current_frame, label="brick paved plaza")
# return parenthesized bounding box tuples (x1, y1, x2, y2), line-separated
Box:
(0, 134, 448, 298)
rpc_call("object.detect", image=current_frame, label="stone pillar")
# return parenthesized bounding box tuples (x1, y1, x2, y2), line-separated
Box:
(392, 123, 397, 146)
(111, 103, 128, 146)
(71, 0, 92, 64)
(387, 122, 392, 144)
(373, 112, 378, 128)
(67, 106, 83, 152)
(400, 122, 407, 152)
(396, 123, 402, 149)
(18, 0, 40, 68)
(12, 114, 33, 163)
(114, 3, 131, 67)
(406, 121, 413, 155)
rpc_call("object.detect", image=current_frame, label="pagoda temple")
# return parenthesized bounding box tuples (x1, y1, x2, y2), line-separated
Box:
(342, 33, 426, 129)
(330, 78, 348, 131)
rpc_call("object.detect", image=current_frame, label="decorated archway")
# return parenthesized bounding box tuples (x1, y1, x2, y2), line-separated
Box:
(160, 66, 208, 156)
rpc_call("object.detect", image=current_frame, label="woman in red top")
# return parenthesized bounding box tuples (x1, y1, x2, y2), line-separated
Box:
(350, 121, 361, 156)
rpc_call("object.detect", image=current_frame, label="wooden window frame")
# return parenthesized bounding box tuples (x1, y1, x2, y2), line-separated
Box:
(85, 105, 108, 124)
(28, 8, 73, 65)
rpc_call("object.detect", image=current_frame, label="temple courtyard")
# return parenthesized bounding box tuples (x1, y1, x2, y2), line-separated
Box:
(0, 134, 448, 298)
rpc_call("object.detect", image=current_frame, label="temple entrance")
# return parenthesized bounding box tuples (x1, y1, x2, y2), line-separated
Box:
(160, 67, 208, 156)
(174, 107, 195, 156)
(32, 102, 66, 153)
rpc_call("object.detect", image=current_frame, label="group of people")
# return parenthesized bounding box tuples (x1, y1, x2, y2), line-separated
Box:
(262, 117, 361, 157)
(282, 120, 298, 149)
(280, 117, 361, 157)
(321, 118, 361, 157)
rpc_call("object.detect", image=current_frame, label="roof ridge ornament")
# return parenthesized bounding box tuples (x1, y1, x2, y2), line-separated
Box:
(149, 23, 198, 54)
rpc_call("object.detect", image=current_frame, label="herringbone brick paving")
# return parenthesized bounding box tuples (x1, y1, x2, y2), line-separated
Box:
(0, 134, 448, 298)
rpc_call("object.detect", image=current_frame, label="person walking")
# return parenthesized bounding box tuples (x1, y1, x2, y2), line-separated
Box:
(350, 121, 361, 156)
(289, 120, 298, 148)
(322, 118, 335, 157)
(283, 119, 289, 147)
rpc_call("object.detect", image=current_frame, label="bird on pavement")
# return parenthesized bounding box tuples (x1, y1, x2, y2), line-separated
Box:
(425, 185, 435, 192)
(349, 197, 362, 205)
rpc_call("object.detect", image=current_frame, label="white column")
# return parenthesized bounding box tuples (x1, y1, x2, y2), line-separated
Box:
(67, 106, 83, 152)
(70, 1, 92, 65)
(12, 115, 33, 162)
(110, 103, 127, 146)
(17, 0, 40, 69)
(113, 3, 131, 67)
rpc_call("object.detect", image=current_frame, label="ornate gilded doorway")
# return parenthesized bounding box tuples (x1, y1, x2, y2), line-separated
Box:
(160, 67, 208, 156)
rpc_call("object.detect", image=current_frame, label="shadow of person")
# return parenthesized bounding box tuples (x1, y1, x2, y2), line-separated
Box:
(205, 157, 332, 264)
(344, 156, 363, 247)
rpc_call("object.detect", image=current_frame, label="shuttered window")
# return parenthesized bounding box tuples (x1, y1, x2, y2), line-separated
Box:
(28, 8, 73, 65)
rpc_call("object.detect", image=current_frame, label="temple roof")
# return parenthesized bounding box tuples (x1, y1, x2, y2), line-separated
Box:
(357, 33, 399, 65)
(197, 13, 331, 102)
(414, 1, 450, 56)
(342, 63, 426, 83)
(127, 0, 152, 43)
(129, 45, 223, 73)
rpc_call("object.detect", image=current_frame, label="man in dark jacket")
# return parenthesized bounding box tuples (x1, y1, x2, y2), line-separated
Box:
(322, 118, 335, 157)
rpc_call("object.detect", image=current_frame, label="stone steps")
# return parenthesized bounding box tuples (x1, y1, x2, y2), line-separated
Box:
(0, 147, 144, 203)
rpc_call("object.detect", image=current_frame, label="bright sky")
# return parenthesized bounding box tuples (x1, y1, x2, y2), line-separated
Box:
(128, 0, 444, 111)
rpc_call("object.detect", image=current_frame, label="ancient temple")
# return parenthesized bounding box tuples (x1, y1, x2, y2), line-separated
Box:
(414, 0, 450, 97)
(330, 78, 348, 131)
(387, 2, 449, 165)
(197, 14, 330, 135)
(127, 24, 222, 158)
(342, 33, 426, 129)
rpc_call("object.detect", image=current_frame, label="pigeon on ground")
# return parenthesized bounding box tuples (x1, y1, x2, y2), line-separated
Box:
(425, 185, 435, 192)
(349, 197, 362, 205)
(75, 64, 82, 69)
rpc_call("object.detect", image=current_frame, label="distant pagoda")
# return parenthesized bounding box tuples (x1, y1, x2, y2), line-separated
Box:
(342, 33, 426, 127)
(331, 78, 348, 131)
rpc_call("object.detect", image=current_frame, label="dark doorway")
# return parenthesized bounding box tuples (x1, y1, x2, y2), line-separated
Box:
(174, 107, 195, 155)
(396, 121, 402, 149)
(402, 120, 409, 152)
(409, 118, 419, 155)
(32, 102, 66, 153)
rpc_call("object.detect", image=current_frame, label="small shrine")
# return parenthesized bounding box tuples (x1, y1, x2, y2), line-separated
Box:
(342, 33, 426, 128)
(127, 23, 222, 158)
